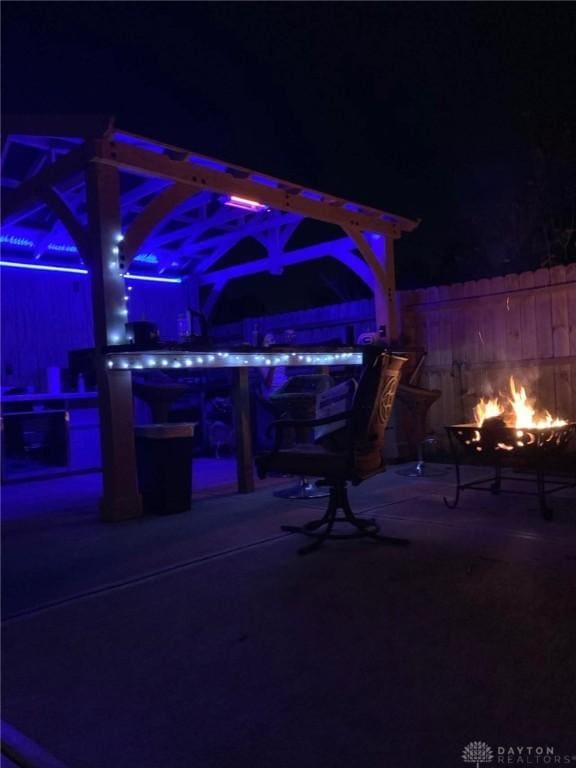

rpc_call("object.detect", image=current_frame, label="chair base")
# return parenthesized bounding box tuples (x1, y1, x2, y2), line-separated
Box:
(281, 481, 410, 555)
(273, 478, 330, 499)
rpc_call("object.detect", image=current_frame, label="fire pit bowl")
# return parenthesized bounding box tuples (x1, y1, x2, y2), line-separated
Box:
(444, 421, 576, 520)
(447, 421, 576, 463)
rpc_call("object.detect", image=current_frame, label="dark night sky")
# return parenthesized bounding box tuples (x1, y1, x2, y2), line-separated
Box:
(2, 1, 576, 293)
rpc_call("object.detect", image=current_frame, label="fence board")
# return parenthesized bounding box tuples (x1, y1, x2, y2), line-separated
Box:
(505, 285, 523, 361)
(554, 364, 573, 420)
(520, 294, 538, 360)
(535, 292, 554, 358)
(552, 288, 571, 357)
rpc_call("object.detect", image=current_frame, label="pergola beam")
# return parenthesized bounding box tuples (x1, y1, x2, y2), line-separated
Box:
(199, 237, 373, 287)
(93, 138, 414, 239)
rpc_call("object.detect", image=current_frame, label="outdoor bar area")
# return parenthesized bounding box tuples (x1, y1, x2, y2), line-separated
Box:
(1, 116, 420, 524)
(3, 118, 576, 768)
(3, 4, 576, 765)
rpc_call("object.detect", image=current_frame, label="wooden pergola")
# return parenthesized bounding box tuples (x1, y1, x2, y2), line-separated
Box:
(1, 116, 418, 521)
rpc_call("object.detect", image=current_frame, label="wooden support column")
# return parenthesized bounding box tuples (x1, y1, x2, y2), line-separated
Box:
(373, 235, 399, 341)
(233, 367, 255, 493)
(85, 160, 143, 522)
(182, 275, 201, 313)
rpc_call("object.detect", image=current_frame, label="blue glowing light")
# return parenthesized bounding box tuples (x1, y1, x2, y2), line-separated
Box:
(1, 235, 163, 266)
(123, 273, 181, 284)
(0, 261, 181, 283)
(133, 253, 158, 264)
(0, 260, 88, 275)
(47, 242, 78, 253)
(300, 190, 323, 201)
(189, 156, 228, 172)
(250, 175, 279, 189)
(0, 234, 35, 248)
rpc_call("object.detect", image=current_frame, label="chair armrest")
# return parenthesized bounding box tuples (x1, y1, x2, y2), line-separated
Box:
(266, 410, 354, 438)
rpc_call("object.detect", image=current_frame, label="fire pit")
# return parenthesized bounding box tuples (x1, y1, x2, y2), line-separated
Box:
(444, 377, 576, 519)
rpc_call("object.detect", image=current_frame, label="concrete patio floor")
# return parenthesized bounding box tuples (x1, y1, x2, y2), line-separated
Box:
(1, 460, 576, 768)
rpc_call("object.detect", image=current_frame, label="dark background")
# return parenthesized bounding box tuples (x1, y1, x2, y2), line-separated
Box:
(2, 1, 575, 298)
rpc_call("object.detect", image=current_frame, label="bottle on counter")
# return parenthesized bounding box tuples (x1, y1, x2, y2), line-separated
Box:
(177, 313, 190, 341)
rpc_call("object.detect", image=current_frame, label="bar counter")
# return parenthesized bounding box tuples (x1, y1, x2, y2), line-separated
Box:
(103, 346, 364, 499)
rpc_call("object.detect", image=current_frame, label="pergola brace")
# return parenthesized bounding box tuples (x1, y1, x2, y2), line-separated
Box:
(342, 226, 398, 338)
(199, 236, 374, 289)
(121, 182, 203, 268)
(1, 143, 89, 227)
(38, 185, 87, 259)
(202, 281, 226, 318)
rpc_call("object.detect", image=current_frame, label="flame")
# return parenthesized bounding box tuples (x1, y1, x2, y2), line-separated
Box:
(473, 398, 503, 426)
(473, 376, 567, 429)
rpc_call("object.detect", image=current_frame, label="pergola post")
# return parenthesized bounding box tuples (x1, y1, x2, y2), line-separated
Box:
(372, 235, 399, 341)
(85, 160, 143, 522)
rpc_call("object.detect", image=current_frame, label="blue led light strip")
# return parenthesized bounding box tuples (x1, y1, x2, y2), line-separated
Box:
(123, 273, 181, 284)
(0, 261, 181, 283)
(0, 261, 88, 275)
(1, 236, 160, 264)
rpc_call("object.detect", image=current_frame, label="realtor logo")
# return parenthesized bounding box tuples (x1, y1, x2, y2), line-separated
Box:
(462, 741, 494, 767)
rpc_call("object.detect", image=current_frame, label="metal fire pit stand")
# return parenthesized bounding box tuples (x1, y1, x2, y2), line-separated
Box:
(443, 425, 576, 521)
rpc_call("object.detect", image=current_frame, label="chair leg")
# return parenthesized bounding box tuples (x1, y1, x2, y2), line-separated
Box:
(281, 482, 410, 554)
(273, 477, 330, 499)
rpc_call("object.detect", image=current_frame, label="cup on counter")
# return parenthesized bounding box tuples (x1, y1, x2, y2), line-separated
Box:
(47, 366, 62, 393)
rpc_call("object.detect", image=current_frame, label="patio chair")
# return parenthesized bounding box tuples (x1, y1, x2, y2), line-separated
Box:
(256, 350, 410, 554)
(267, 373, 334, 499)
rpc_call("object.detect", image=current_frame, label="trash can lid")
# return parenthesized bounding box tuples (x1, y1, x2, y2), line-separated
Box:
(135, 422, 197, 439)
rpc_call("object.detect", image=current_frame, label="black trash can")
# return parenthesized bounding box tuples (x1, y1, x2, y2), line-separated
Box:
(135, 423, 196, 514)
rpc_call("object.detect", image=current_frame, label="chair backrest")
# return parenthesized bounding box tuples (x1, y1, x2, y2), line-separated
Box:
(350, 351, 407, 480)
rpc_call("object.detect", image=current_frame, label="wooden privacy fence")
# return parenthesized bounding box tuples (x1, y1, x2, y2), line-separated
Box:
(401, 264, 576, 436)
(213, 264, 576, 443)
(211, 299, 377, 348)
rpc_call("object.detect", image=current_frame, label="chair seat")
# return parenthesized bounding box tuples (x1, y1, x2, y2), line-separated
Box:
(256, 443, 350, 480)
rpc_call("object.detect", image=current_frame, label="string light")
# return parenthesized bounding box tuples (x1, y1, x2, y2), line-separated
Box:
(106, 351, 363, 370)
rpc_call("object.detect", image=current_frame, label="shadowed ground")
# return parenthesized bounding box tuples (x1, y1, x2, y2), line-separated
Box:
(2, 461, 576, 768)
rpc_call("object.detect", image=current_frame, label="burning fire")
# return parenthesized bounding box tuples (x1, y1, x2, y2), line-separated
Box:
(473, 376, 567, 429)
